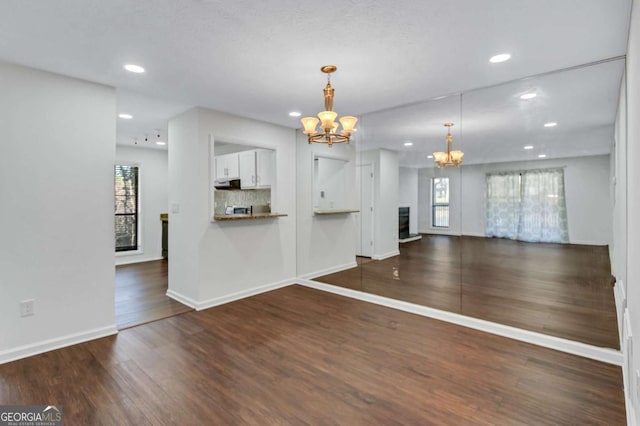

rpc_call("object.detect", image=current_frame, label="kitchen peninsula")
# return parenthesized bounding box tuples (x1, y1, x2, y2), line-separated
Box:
(213, 212, 287, 221)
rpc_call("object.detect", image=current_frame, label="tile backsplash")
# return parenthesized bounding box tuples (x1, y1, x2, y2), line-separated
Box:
(214, 188, 271, 214)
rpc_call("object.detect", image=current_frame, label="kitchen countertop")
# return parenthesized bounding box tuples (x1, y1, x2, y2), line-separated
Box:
(314, 209, 360, 215)
(213, 213, 288, 221)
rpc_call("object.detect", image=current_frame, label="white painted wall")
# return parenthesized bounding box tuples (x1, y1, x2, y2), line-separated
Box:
(416, 155, 611, 245)
(612, 72, 627, 289)
(399, 167, 419, 235)
(622, 1, 640, 422)
(115, 146, 168, 265)
(379, 150, 400, 258)
(359, 149, 400, 259)
(459, 155, 612, 245)
(297, 131, 357, 277)
(314, 156, 348, 211)
(168, 108, 297, 307)
(0, 62, 116, 362)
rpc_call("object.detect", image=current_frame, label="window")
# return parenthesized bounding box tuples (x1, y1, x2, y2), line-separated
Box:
(485, 168, 568, 243)
(431, 177, 449, 228)
(114, 164, 139, 252)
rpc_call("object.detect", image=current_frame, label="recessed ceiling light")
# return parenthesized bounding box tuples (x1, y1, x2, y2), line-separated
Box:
(289, 111, 301, 117)
(520, 92, 537, 100)
(124, 64, 145, 73)
(489, 53, 511, 63)
(427, 155, 434, 159)
(544, 122, 558, 127)
(538, 154, 547, 158)
(118, 113, 133, 119)
(156, 141, 166, 146)
(524, 145, 534, 150)
(404, 142, 413, 146)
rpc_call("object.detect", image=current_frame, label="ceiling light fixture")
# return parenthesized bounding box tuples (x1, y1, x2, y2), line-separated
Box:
(124, 64, 145, 73)
(524, 145, 534, 150)
(118, 113, 133, 119)
(427, 155, 433, 159)
(155, 130, 165, 145)
(489, 53, 511, 63)
(538, 154, 547, 158)
(301, 65, 358, 147)
(289, 111, 301, 117)
(520, 92, 537, 100)
(404, 142, 413, 146)
(544, 122, 558, 127)
(433, 123, 463, 167)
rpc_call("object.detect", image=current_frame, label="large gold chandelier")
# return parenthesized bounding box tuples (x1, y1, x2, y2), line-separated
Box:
(433, 123, 464, 167)
(301, 65, 358, 147)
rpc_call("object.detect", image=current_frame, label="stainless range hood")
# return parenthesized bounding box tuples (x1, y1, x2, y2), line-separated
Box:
(214, 178, 241, 190)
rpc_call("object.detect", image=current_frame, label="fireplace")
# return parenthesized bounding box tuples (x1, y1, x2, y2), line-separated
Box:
(399, 207, 410, 239)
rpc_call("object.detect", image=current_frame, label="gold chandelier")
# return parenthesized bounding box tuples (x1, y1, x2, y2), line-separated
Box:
(433, 123, 464, 167)
(301, 65, 358, 147)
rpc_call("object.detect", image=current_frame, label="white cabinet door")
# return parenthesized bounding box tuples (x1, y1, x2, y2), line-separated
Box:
(256, 149, 274, 188)
(226, 153, 240, 179)
(215, 156, 227, 180)
(239, 151, 257, 189)
(215, 153, 240, 179)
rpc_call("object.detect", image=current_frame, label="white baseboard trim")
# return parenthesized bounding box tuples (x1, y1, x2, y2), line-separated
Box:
(569, 240, 608, 246)
(419, 229, 460, 236)
(299, 262, 358, 280)
(0, 324, 118, 365)
(462, 232, 486, 238)
(372, 250, 400, 260)
(297, 279, 623, 366)
(166, 289, 199, 309)
(193, 278, 297, 311)
(399, 235, 422, 243)
(116, 256, 164, 266)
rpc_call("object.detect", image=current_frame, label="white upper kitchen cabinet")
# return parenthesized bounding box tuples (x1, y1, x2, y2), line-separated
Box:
(239, 149, 274, 189)
(215, 153, 240, 180)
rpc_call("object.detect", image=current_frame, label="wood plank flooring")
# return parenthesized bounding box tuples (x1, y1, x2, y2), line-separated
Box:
(318, 235, 619, 349)
(115, 260, 192, 329)
(0, 285, 625, 425)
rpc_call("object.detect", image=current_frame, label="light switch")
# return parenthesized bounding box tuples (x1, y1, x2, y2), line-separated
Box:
(171, 203, 180, 214)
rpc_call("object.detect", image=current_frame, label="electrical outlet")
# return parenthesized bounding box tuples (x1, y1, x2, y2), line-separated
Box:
(20, 299, 34, 317)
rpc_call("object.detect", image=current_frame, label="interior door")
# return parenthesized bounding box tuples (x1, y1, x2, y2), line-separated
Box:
(358, 164, 374, 257)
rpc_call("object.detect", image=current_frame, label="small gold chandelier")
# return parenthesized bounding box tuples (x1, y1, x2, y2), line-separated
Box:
(433, 123, 464, 167)
(301, 65, 358, 147)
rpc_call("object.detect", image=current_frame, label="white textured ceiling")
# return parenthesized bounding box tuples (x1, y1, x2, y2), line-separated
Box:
(0, 0, 631, 158)
(360, 59, 625, 167)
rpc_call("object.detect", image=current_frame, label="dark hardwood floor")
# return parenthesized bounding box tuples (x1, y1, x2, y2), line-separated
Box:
(115, 260, 192, 329)
(318, 235, 619, 349)
(0, 285, 625, 425)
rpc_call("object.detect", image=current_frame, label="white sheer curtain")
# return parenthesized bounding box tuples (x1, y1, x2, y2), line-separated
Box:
(518, 169, 569, 243)
(485, 168, 569, 243)
(485, 173, 521, 239)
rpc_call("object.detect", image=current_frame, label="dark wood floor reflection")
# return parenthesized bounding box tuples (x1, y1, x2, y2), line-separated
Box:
(318, 235, 619, 349)
(116, 260, 192, 329)
(0, 286, 625, 425)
